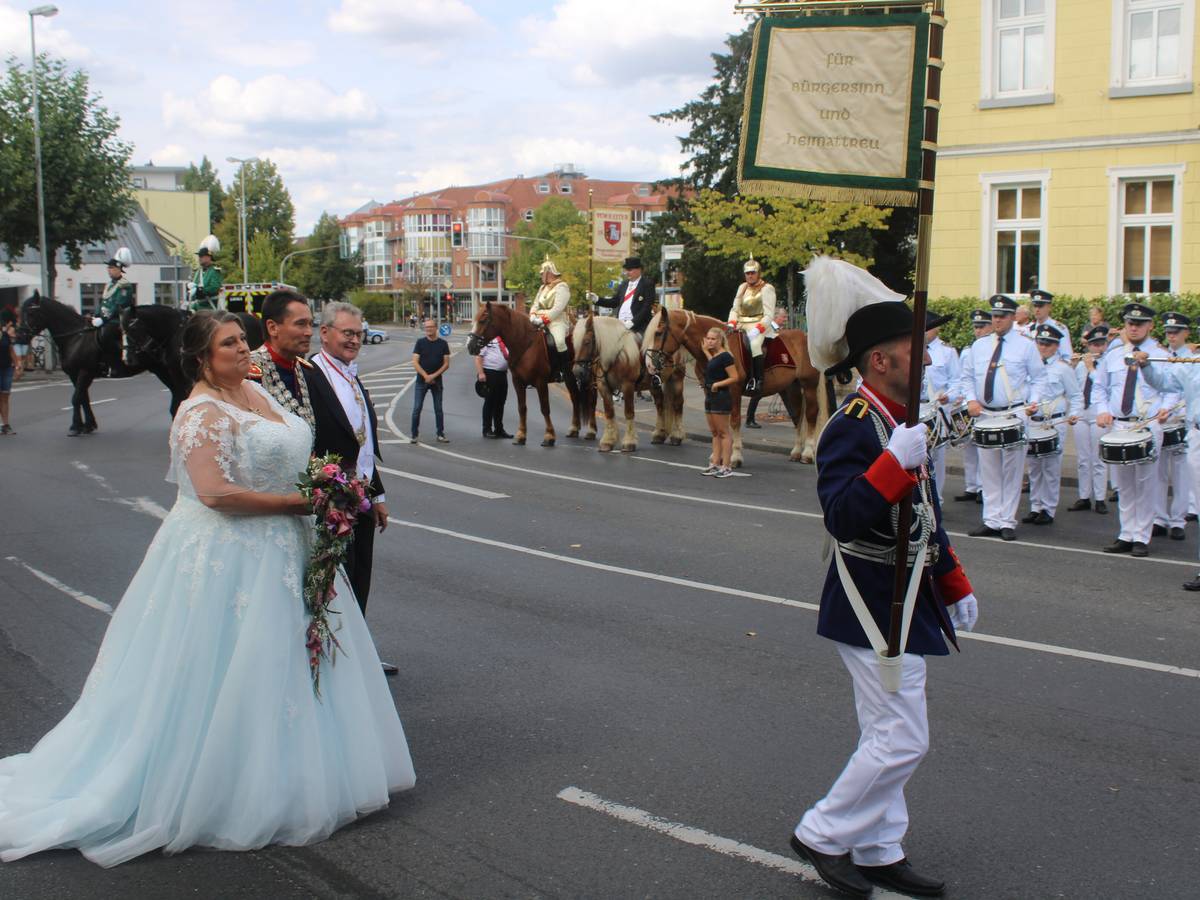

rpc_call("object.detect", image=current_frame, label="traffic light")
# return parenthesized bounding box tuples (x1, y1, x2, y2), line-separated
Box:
(451, 221, 464, 248)
(443, 292, 453, 304)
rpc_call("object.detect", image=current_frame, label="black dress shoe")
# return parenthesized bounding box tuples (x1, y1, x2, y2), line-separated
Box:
(745, 419, 761, 429)
(1095, 500, 1109, 514)
(1103, 539, 1133, 553)
(1068, 499, 1091, 511)
(381, 662, 399, 676)
(1000, 528, 1017, 541)
(969, 525, 1001, 537)
(789, 836, 872, 898)
(1131, 542, 1149, 558)
(1187, 513, 1198, 522)
(1183, 575, 1200, 591)
(1152, 524, 1168, 537)
(1034, 511, 1053, 525)
(1170, 527, 1186, 541)
(494, 430, 514, 439)
(857, 858, 945, 897)
(954, 491, 979, 502)
(1021, 511, 1040, 524)
(483, 429, 496, 438)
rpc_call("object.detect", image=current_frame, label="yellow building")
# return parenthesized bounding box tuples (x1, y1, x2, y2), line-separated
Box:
(932, 0, 1199, 300)
(130, 165, 210, 255)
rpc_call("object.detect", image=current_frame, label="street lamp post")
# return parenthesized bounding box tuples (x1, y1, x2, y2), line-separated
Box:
(278, 243, 338, 286)
(226, 156, 252, 283)
(28, 5, 58, 302)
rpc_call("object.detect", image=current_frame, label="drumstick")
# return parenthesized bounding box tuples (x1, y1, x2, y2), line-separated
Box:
(1125, 400, 1185, 429)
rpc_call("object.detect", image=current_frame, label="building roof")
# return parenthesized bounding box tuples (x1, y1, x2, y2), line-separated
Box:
(3, 204, 176, 266)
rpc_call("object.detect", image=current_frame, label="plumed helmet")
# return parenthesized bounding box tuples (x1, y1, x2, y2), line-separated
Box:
(803, 256, 907, 375)
(107, 247, 132, 269)
(743, 257, 761, 274)
(198, 234, 220, 257)
(539, 257, 561, 277)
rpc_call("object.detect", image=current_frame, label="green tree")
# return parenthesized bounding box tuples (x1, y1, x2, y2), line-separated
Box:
(0, 55, 137, 299)
(182, 155, 226, 230)
(244, 232, 281, 283)
(290, 212, 362, 300)
(214, 158, 295, 283)
(505, 197, 619, 304)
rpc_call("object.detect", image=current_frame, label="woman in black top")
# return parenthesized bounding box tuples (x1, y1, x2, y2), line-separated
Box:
(701, 327, 738, 477)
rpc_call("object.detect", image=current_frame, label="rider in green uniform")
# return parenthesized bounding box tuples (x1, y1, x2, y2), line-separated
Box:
(190, 239, 222, 311)
(97, 247, 135, 376)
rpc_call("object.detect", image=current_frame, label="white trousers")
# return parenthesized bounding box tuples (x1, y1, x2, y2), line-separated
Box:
(1113, 422, 1163, 545)
(1028, 422, 1067, 515)
(1072, 418, 1108, 502)
(931, 444, 946, 505)
(797, 644, 928, 867)
(1187, 436, 1200, 559)
(978, 418, 1028, 530)
(961, 441, 981, 493)
(1155, 443, 1190, 529)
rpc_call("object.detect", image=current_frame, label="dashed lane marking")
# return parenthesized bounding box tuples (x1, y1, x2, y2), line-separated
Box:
(377, 465, 507, 500)
(5, 556, 113, 615)
(61, 398, 115, 411)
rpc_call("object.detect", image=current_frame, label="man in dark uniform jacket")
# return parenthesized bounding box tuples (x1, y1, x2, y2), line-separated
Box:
(588, 256, 656, 341)
(790, 301, 978, 899)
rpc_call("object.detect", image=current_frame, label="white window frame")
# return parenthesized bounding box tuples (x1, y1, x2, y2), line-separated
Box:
(978, 169, 1051, 298)
(1110, 0, 1194, 97)
(1106, 163, 1185, 294)
(536, 182, 550, 194)
(980, 0, 1056, 108)
(559, 183, 573, 194)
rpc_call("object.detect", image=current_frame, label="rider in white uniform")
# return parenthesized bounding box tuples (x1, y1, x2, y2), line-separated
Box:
(529, 258, 571, 382)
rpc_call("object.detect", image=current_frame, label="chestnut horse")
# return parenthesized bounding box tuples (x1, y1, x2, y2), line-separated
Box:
(646, 308, 829, 467)
(571, 312, 685, 452)
(467, 301, 586, 446)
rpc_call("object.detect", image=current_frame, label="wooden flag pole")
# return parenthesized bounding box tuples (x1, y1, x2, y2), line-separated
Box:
(587, 189, 595, 297)
(887, 0, 945, 660)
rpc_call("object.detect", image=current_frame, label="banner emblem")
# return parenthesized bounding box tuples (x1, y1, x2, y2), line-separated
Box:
(604, 221, 622, 245)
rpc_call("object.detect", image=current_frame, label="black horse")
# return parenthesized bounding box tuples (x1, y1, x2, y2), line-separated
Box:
(122, 305, 264, 417)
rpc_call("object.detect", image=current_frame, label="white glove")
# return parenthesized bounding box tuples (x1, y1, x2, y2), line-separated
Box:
(948, 593, 978, 632)
(886, 422, 928, 470)
(92, 316, 104, 327)
(586, 291, 598, 303)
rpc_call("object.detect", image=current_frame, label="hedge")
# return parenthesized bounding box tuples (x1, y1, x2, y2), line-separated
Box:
(929, 293, 1200, 351)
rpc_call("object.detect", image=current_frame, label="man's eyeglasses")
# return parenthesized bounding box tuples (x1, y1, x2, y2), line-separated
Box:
(332, 328, 366, 341)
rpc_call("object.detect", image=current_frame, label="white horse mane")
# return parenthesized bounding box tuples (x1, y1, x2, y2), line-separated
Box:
(573, 315, 638, 370)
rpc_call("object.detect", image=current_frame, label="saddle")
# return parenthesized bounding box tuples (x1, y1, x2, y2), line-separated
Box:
(735, 330, 794, 372)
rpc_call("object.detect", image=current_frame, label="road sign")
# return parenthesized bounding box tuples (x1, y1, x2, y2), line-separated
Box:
(662, 244, 684, 262)
(438, 323, 452, 338)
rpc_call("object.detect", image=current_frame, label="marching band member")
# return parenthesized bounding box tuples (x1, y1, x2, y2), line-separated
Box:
(923, 313, 959, 504)
(954, 309, 992, 504)
(958, 294, 1047, 540)
(1094, 303, 1178, 558)
(1028, 289, 1072, 360)
(725, 257, 776, 395)
(1068, 326, 1112, 514)
(529, 258, 571, 383)
(1022, 323, 1083, 525)
(1151, 312, 1194, 541)
(794, 297, 975, 899)
(1138, 339, 1200, 589)
(190, 236, 222, 312)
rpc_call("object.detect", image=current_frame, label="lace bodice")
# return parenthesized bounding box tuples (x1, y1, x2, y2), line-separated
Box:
(168, 382, 313, 500)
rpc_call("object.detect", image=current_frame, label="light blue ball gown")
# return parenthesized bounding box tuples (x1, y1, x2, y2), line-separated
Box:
(0, 383, 416, 866)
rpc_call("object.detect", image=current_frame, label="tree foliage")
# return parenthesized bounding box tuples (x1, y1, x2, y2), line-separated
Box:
(214, 158, 295, 283)
(291, 212, 362, 301)
(182, 155, 226, 230)
(505, 197, 620, 306)
(0, 54, 137, 298)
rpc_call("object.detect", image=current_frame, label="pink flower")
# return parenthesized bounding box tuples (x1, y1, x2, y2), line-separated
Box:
(359, 497, 372, 513)
(322, 463, 341, 479)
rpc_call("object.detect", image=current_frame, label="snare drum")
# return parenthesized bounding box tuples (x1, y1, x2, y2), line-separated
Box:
(920, 403, 950, 449)
(944, 403, 974, 447)
(972, 415, 1025, 449)
(1099, 428, 1157, 466)
(1025, 424, 1061, 458)
(1161, 422, 1187, 455)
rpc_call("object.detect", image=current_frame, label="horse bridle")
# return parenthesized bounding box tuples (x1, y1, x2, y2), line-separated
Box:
(466, 304, 493, 355)
(647, 308, 692, 377)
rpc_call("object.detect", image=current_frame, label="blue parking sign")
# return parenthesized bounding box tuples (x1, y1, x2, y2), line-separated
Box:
(438, 323, 452, 338)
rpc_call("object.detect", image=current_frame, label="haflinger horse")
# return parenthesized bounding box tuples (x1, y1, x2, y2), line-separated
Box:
(122, 305, 264, 416)
(571, 311, 685, 452)
(467, 301, 586, 446)
(646, 307, 829, 467)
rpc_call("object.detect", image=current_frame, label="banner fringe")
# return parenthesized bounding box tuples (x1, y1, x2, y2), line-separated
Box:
(737, 178, 919, 208)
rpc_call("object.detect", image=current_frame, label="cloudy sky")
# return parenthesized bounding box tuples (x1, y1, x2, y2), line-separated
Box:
(0, 0, 748, 233)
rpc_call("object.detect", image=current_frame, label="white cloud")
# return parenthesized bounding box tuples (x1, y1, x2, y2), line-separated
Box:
(146, 143, 191, 166)
(328, 0, 485, 42)
(0, 3, 91, 63)
(212, 39, 317, 69)
(258, 146, 340, 178)
(523, 0, 736, 87)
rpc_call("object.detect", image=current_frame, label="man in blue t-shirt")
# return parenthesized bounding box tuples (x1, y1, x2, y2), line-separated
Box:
(411, 319, 451, 442)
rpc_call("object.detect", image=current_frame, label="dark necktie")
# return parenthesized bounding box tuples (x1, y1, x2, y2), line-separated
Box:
(1083, 372, 1092, 409)
(1120, 345, 1140, 416)
(983, 334, 1004, 405)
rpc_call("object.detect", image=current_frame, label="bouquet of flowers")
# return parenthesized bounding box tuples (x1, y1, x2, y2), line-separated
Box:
(297, 453, 375, 696)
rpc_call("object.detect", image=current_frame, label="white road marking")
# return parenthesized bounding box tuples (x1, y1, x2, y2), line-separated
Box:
(377, 466, 507, 500)
(110, 497, 169, 520)
(556, 787, 905, 898)
(72, 460, 116, 495)
(11, 379, 71, 393)
(61, 397, 115, 411)
(5, 556, 113, 615)
(385, 516, 1200, 680)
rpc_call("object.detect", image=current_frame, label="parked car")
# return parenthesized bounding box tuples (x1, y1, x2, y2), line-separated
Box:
(365, 327, 389, 344)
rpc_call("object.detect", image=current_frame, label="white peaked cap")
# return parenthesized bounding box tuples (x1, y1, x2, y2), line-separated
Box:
(199, 234, 221, 255)
(804, 256, 906, 374)
(112, 246, 133, 267)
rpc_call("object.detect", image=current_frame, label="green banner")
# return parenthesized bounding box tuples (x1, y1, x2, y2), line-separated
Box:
(737, 13, 930, 207)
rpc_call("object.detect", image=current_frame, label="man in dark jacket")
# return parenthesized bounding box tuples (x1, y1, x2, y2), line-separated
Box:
(588, 256, 656, 342)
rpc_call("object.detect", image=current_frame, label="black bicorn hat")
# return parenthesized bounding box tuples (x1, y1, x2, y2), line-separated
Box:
(623, 257, 643, 270)
(197, 245, 214, 259)
(925, 309, 949, 328)
(971, 308, 993, 325)
(474, 379, 490, 399)
(1122, 302, 1155, 322)
(1084, 325, 1109, 343)
(1033, 323, 1064, 342)
(826, 302, 950, 376)
(1162, 311, 1192, 329)
(1029, 288, 1054, 304)
(988, 294, 1018, 314)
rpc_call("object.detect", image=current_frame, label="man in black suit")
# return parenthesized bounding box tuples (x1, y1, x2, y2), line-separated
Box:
(304, 300, 397, 676)
(588, 256, 656, 342)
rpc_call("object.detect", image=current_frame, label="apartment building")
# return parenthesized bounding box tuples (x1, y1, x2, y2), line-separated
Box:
(130, 164, 211, 255)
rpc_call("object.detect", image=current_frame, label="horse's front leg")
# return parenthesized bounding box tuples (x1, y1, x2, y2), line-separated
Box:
(513, 380, 528, 445)
(565, 372, 581, 439)
(799, 381, 819, 464)
(67, 375, 85, 436)
(598, 381, 618, 452)
(537, 381, 556, 447)
(730, 389, 745, 469)
(650, 378, 667, 444)
(585, 380, 597, 440)
(621, 382, 637, 452)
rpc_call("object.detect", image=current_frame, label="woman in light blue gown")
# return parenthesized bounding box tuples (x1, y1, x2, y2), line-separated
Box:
(0, 312, 415, 867)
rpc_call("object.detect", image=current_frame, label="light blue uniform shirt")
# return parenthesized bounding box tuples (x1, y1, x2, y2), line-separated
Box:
(1143, 345, 1200, 427)
(958, 329, 1048, 409)
(1092, 338, 1179, 419)
(1034, 356, 1084, 419)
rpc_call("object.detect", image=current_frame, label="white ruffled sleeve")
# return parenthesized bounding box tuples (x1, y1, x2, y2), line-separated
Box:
(169, 400, 248, 500)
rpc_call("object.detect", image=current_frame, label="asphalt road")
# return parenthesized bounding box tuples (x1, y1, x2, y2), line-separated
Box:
(2, 326, 1199, 899)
